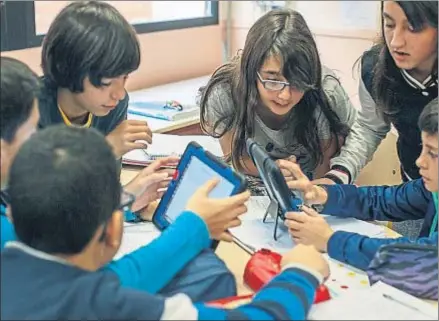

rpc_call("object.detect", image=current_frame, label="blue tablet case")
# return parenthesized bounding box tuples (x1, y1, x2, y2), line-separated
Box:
(152, 141, 247, 232)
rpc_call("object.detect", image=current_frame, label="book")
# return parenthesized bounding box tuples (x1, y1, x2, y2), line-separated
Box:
(128, 101, 200, 122)
(122, 133, 223, 166)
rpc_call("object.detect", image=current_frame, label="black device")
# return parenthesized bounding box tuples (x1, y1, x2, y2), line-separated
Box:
(246, 138, 303, 220)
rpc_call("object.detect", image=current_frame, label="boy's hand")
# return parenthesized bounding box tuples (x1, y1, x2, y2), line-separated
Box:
(276, 156, 297, 183)
(106, 120, 152, 158)
(125, 157, 179, 212)
(285, 206, 334, 252)
(281, 244, 330, 280)
(186, 178, 251, 242)
(276, 160, 328, 205)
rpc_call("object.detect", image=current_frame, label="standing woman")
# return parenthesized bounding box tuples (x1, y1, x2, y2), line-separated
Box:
(326, 1, 438, 237)
(199, 8, 356, 190)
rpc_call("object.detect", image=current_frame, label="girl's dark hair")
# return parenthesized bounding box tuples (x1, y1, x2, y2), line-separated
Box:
(418, 98, 438, 135)
(199, 8, 349, 171)
(372, 1, 438, 121)
(41, 1, 140, 93)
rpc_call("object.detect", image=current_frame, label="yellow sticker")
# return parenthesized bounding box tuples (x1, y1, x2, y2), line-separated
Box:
(347, 272, 356, 277)
(360, 280, 369, 286)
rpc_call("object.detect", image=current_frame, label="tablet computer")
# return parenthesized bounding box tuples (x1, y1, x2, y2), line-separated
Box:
(246, 138, 303, 219)
(152, 141, 247, 232)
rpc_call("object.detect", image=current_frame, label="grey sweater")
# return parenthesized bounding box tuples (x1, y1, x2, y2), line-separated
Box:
(204, 66, 356, 178)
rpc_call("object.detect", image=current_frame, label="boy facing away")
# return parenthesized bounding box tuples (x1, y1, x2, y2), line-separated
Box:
(1, 125, 329, 320)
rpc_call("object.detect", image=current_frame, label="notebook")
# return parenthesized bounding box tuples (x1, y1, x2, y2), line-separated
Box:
(122, 133, 223, 166)
(128, 101, 200, 122)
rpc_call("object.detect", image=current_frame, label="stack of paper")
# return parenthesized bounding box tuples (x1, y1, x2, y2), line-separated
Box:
(309, 281, 438, 320)
(122, 133, 223, 166)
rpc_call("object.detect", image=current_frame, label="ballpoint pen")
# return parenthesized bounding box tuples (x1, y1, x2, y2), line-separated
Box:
(382, 293, 432, 317)
(142, 148, 150, 159)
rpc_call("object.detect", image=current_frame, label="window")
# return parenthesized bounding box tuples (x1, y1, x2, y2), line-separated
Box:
(1, 1, 218, 51)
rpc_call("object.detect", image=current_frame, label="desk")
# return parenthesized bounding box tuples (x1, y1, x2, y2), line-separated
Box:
(120, 168, 438, 309)
(120, 168, 391, 297)
(127, 76, 210, 135)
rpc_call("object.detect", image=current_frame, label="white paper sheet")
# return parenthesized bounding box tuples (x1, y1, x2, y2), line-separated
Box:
(230, 196, 386, 255)
(230, 196, 388, 295)
(114, 222, 161, 260)
(122, 133, 223, 164)
(310, 281, 438, 320)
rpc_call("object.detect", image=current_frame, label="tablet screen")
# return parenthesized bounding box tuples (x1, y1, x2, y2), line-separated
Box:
(163, 156, 235, 223)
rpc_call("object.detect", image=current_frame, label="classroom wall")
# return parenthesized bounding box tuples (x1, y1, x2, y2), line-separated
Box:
(1, 1, 224, 91)
(226, 1, 380, 108)
(1, 1, 402, 186)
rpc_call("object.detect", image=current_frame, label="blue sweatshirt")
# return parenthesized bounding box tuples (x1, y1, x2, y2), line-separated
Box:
(322, 179, 438, 270)
(1, 241, 322, 320)
(1, 204, 210, 294)
(0, 207, 15, 249)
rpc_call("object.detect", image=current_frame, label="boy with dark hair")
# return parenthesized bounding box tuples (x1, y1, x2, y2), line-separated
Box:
(0, 57, 237, 301)
(0, 57, 41, 247)
(39, 1, 151, 159)
(284, 98, 438, 270)
(0, 57, 40, 147)
(1, 125, 329, 320)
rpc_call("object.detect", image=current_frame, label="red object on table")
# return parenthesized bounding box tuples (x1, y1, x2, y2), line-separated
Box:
(243, 248, 331, 303)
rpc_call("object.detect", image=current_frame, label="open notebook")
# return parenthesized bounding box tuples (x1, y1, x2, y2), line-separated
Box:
(122, 133, 223, 166)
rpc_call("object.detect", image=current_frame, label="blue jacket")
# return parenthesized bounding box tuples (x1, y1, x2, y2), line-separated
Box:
(1, 204, 210, 294)
(322, 179, 438, 270)
(2, 240, 321, 320)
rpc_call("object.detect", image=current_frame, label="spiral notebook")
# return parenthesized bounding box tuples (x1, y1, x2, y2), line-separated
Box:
(122, 133, 223, 166)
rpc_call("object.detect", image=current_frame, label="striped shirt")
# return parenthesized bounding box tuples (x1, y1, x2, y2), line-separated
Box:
(1, 241, 322, 320)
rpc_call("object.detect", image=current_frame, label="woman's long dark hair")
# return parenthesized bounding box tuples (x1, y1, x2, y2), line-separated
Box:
(199, 9, 349, 171)
(372, 1, 438, 121)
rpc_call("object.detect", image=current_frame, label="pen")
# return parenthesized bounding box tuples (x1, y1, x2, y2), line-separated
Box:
(128, 110, 172, 121)
(382, 293, 430, 317)
(142, 148, 151, 159)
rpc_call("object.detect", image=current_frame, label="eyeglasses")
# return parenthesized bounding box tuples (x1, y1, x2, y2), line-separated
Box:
(257, 72, 291, 92)
(119, 189, 136, 211)
(0, 190, 10, 206)
(98, 189, 136, 242)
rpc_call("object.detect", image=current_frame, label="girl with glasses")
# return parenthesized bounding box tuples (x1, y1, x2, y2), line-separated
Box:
(199, 8, 356, 187)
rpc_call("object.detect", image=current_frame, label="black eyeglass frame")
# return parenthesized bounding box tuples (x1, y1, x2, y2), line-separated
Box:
(98, 189, 136, 241)
(256, 72, 291, 92)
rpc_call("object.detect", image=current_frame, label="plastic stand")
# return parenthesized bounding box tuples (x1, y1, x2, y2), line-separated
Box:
(262, 198, 279, 223)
